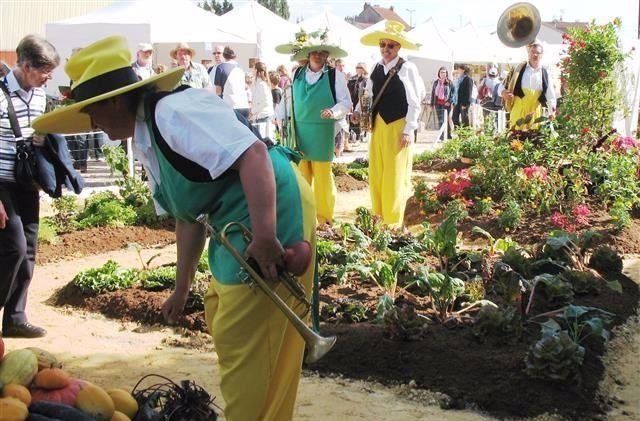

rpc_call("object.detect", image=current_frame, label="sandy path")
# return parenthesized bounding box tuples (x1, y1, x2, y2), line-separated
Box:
(2, 244, 493, 421)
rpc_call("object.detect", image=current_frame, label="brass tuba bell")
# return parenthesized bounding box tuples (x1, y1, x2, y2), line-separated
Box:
(497, 2, 541, 48)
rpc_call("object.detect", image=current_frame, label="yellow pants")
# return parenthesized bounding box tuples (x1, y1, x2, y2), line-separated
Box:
(510, 88, 542, 130)
(298, 159, 336, 225)
(204, 164, 316, 421)
(369, 115, 413, 227)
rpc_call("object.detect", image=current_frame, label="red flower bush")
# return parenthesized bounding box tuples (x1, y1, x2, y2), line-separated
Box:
(550, 205, 591, 232)
(434, 169, 471, 199)
(610, 136, 640, 152)
(522, 165, 548, 181)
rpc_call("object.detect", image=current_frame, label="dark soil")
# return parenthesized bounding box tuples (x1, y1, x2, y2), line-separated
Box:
(50, 282, 208, 333)
(52, 264, 639, 420)
(413, 159, 473, 173)
(312, 273, 640, 420)
(335, 173, 368, 192)
(37, 221, 176, 264)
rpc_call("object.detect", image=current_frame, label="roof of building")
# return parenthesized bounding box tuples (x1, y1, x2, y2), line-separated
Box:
(0, 0, 113, 50)
(542, 20, 589, 33)
(370, 5, 410, 29)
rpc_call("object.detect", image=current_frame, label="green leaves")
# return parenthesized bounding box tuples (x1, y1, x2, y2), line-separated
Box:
(524, 331, 586, 381)
(73, 260, 138, 295)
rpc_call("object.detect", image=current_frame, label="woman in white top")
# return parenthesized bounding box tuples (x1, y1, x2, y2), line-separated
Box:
(250, 62, 274, 139)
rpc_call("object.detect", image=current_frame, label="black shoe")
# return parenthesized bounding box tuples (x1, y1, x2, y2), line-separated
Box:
(2, 322, 47, 338)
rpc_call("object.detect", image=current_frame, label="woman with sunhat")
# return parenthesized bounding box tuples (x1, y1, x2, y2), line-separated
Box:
(32, 36, 317, 421)
(356, 20, 424, 227)
(170, 42, 211, 89)
(275, 29, 352, 225)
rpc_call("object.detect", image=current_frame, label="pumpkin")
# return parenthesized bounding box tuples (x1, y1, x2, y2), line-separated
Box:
(75, 383, 115, 421)
(0, 396, 28, 421)
(26, 348, 62, 371)
(34, 368, 70, 390)
(0, 349, 38, 387)
(111, 410, 131, 421)
(1, 383, 31, 406)
(30, 377, 85, 406)
(106, 388, 138, 419)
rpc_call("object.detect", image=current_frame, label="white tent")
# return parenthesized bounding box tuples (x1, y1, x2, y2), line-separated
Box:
(45, 0, 251, 96)
(216, 1, 297, 69)
(406, 18, 455, 94)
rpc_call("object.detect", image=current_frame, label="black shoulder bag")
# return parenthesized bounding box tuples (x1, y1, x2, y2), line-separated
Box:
(0, 82, 38, 189)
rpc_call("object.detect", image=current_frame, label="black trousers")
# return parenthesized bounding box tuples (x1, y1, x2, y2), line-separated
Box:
(0, 183, 39, 327)
(453, 104, 469, 127)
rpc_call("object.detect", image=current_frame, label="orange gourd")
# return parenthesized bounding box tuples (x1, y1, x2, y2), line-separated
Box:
(111, 410, 131, 421)
(106, 388, 138, 419)
(0, 396, 28, 421)
(1, 384, 31, 406)
(34, 367, 70, 389)
(75, 383, 115, 421)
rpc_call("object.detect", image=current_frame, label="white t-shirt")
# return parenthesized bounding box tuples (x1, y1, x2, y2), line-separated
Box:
(133, 88, 257, 214)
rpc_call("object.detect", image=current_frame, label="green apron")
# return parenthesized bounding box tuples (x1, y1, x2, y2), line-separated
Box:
(144, 111, 305, 286)
(292, 65, 336, 162)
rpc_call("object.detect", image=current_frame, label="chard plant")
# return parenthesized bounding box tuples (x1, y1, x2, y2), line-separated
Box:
(413, 269, 465, 322)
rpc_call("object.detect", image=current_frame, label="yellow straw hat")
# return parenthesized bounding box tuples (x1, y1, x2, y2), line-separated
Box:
(360, 20, 420, 50)
(32, 36, 183, 134)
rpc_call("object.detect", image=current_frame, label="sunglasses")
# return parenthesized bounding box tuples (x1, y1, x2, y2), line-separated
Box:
(379, 42, 399, 49)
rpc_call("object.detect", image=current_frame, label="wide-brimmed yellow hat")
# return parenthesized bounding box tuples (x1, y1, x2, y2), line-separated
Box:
(33, 36, 184, 134)
(170, 42, 196, 59)
(361, 20, 420, 50)
(276, 28, 347, 62)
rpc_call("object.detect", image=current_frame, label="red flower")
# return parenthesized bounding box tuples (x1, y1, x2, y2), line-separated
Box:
(598, 71, 607, 78)
(582, 127, 590, 134)
(522, 165, 548, 181)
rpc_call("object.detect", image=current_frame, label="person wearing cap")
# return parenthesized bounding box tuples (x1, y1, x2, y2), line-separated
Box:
(478, 65, 499, 104)
(275, 29, 352, 225)
(0, 35, 60, 338)
(170, 42, 211, 89)
(499, 40, 556, 129)
(356, 21, 423, 227)
(32, 36, 317, 421)
(132, 42, 155, 81)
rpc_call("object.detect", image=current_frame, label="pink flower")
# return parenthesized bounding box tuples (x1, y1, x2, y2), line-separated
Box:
(523, 165, 548, 181)
(551, 211, 573, 232)
(573, 204, 590, 227)
(611, 136, 640, 152)
(434, 169, 472, 199)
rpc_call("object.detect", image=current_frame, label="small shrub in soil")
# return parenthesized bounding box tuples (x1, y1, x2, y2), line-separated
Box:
(588, 245, 623, 274)
(73, 260, 138, 295)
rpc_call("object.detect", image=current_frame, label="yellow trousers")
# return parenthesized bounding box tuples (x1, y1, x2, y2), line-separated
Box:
(204, 164, 316, 421)
(510, 88, 542, 130)
(298, 159, 336, 225)
(369, 115, 413, 227)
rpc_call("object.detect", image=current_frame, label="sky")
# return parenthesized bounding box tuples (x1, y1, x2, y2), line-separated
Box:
(227, 0, 638, 45)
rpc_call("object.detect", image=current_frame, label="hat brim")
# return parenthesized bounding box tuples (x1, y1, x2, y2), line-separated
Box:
(32, 67, 184, 135)
(360, 31, 420, 50)
(290, 45, 347, 62)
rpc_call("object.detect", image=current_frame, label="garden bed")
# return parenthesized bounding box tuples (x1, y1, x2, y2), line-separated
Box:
(335, 173, 368, 192)
(404, 194, 640, 254)
(37, 221, 175, 264)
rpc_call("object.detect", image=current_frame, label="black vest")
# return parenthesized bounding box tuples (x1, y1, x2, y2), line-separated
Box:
(513, 63, 548, 107)
(370, 62, 407, 125)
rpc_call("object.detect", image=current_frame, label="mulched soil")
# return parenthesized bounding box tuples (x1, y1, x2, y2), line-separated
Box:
(52, 266, 639, 420)
(37, 221, 176, 264)
(312, 273, 639, 420)
(335, 173, 368, 192)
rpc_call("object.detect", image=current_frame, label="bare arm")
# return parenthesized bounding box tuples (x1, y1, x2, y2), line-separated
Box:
(231, 140, 284, 281)
(0, 200, 7, 229)
(161, 219, 206, 324)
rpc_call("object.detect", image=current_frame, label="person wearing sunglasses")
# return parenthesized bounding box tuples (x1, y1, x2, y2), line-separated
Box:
(356, 21, 423, 227)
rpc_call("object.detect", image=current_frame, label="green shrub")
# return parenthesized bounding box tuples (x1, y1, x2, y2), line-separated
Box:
(76, 191, 137, 228)
(72, 260, 137, 295)
(498, 199, 522, 231)
(51, 195, 79, 232)
(140, 266, 177, 291)
(38, 217, 59, 244)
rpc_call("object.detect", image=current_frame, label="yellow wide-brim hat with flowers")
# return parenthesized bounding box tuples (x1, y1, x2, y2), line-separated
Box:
(276, 28, 347, 62)
(32, 36, 184, 134)
(360, 20, 420, 50)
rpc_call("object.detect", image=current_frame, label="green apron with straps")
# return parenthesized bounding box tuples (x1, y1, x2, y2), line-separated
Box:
(292, 65, 336, 162)
(144, 112, 305, 286)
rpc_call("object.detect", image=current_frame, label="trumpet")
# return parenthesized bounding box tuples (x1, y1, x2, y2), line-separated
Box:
(196, 216, 336, 364)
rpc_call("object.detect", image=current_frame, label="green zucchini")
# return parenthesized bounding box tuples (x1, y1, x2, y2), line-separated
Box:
(29, 401, 95, 421)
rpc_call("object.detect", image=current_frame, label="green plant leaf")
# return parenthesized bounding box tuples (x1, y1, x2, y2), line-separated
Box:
(605, 280, 623, 293)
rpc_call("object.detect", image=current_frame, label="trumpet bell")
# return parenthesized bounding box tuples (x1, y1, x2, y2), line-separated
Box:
(497, 2, 541, 48)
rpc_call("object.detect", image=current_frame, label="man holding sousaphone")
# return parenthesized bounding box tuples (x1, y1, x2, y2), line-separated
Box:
(32, 36, 322, 421)
(497, 3, 557, 129)
(353, 21, 423, 227)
